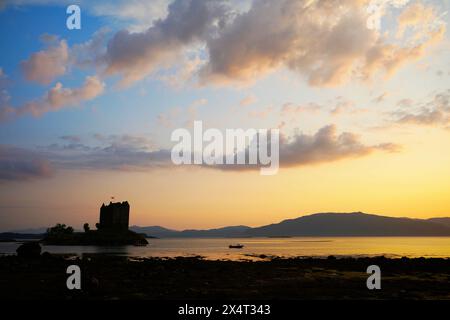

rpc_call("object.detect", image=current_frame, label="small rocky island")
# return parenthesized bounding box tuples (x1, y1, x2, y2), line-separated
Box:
(43, 201, 148, 246)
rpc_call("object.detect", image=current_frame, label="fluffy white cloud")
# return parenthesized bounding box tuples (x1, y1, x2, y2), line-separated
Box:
(0, 76, 104, 121)
(2, 0, 446, 134)
(200, 0, 445, 86)
(103, 0, 230, 86)
(279, 125, 399, 167)
(10, 0, 446, 89)
(157, 51, 205, 88)
(70, 28, 110, 69)
(20, 40, 69, 84)
(204, 124, 400, 172)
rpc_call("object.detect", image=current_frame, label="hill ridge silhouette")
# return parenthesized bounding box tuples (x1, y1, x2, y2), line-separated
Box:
(130, 212, 450, 238)
(4, 212, 450, 238)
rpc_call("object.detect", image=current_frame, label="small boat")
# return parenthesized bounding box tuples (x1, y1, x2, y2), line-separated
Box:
(229, 244, 244, 249)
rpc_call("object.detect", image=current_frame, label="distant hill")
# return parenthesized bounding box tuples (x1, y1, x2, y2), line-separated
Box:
(6, 227, 48, 234)
(4, 213, 450, 239)
(130, 226, 180, 238)
(178, 226, 251, 238)
(5, 227, 82, 234)
(427, 218, 450, 228)
(132, 213, 450, 238)
(0, 232, 44, 241)
(245, 212, 450, 237)
(130, 225, 251, 238)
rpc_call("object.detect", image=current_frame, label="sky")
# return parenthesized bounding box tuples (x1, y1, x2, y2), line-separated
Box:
(0, 0, 450, 231)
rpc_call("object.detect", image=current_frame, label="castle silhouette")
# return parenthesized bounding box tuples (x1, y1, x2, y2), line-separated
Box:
(98, 201, 130, 231)
(43, 200, 147, 246)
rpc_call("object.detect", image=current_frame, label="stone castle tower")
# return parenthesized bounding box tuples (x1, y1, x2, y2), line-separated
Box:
(98, 201, 129, 231)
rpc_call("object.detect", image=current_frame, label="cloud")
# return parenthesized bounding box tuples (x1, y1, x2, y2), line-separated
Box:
(396, 2, 436, 38)
(393, 89, 450, 127)
(366, 0, 410, 31)
(157, 107, 182, 128)
(8, 0, 445, 91)
(280, 102, 322, 116)
(2, 31, 108, 123)
(0, 123, 400, 179)
(157, 52, 205, 88)
(103, 0, 230, 86)
(372, 92, 388, 104)
(248, 105, 274, 119)
(362, 25, 445, 80)
(396, 98, 414, 108)
(70, 28, 110, 69)
(59, 135, 81, 143)
(330, 98, 356, 115)
(0, 145, 53, 181)
(54, 125, 398, 173)
(203, 125, 399, 172)
(279, 98, 368, 121)
(240, 94, 257, 107)
(92, 133, 155, 150)
(396, 109, 448, 126)
(329, 97, 368, 116)
(20, 29, 110, 85)
(41, 134, 170, 172)
(279, 125, 399, 167)
(157, 98, 207, 128)
(0, 134, 170, 182)
(0, 67, 9, 89)
(203, 0, 374, 85)
(199, 0, 445, 87)
(0, 88, 14, 121)
(20, 39, 69, 84)
(18, 75, 105, 117)
(0, 76, 105, 121)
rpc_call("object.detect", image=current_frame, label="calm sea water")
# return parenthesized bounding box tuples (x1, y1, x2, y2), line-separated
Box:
(2, 237, 450, 260)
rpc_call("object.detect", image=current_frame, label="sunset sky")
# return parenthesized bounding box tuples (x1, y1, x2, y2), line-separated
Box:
(0, 0, 450, 231)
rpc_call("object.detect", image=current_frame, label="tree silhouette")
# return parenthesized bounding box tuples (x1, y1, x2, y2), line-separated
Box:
(46, 223, 74, 236)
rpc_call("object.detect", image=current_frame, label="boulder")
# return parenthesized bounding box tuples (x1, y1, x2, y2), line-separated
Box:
(16, 242, 41, 258)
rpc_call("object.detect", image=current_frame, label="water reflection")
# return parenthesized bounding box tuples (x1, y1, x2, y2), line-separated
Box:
(2, 237, 450, 260)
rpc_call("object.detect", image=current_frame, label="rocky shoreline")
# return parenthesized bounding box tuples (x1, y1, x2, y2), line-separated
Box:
(1, 253, 450, 300)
